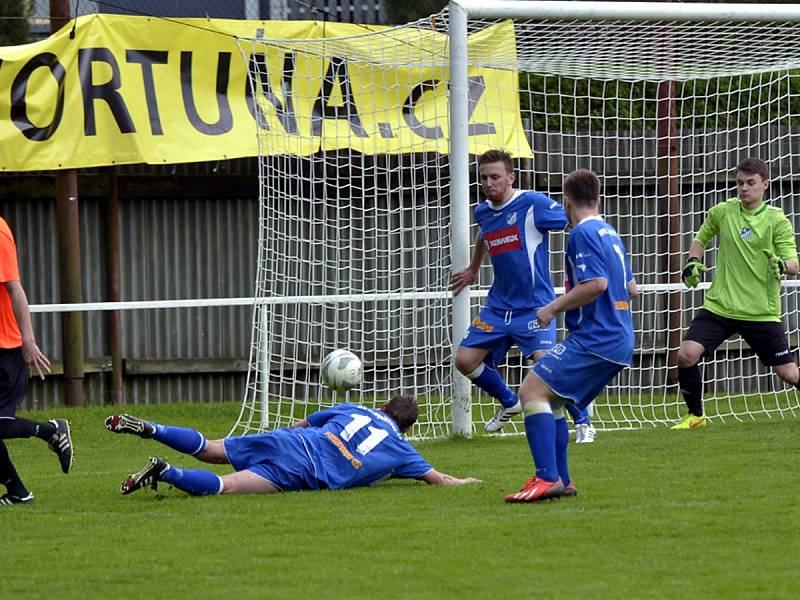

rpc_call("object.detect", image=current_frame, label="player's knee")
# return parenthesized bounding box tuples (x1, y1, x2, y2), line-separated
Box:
(774, 363, 799, 384)
(677, 347, 700, 369)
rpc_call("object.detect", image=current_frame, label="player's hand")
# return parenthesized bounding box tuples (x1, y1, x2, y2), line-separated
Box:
(537, 304, 556, 328)
(681, 257, 709, 289)
(763, 249, 787, 280)
(449, 267, 477, 296)
(459, 477, 483, 485)
(22, 340, 51, 380)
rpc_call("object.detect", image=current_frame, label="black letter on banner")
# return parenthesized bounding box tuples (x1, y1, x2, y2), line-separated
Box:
(11, 52, 66, 141)
(181, 51, 233, 135)
(467, 76, 496, 136)
(78, 48, 135, 135)
(311, 57, 367, 138)
(126, 50, 168, 135)
(245, 52, 298, 134)
(402, 79, 444, 140)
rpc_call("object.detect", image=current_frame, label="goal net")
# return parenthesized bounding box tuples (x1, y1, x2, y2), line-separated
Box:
(233, 2, 800, 438)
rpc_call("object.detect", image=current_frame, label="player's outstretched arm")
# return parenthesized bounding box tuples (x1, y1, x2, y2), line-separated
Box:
(422, 469, 482, 486)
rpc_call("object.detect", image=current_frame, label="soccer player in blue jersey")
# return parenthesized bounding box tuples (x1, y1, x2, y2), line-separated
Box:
(505, 169, 637, 503)
(105, 395, 480, 496)
(451, 150, 594, 436)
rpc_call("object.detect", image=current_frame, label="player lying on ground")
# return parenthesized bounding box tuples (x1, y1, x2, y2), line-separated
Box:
(106, 395, 480, 496)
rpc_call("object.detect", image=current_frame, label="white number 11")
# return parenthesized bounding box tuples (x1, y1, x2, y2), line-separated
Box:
(340, 414, 389, 455)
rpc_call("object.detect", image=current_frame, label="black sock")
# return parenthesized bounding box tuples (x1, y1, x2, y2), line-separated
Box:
(0, 417, 56, 441)
(678, 364, 704, 417)
(0, 440, 28, 497)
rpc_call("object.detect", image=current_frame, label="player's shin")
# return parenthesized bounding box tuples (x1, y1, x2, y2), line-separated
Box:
(522, 400, 559, 482)
(467, 363, 517, 408)
(678, 364, 704, 416)
(553, 412, 570, 487)
(160, 466, 223, 496)
(153, 425, 207, 455)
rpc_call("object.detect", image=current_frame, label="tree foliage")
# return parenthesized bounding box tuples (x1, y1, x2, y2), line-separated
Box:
(383, 0, 447, 25)
(0, 0, 30, 46)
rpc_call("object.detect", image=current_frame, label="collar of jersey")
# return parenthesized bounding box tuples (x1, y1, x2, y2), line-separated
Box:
(737, 198, 767, 215)
(486, 189, 523, 211)
(577, 215, 604, 225)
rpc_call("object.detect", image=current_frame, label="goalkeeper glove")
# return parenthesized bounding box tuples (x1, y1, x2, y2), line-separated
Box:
(763, 249, 787, 280)
(681, 257, 709, 289)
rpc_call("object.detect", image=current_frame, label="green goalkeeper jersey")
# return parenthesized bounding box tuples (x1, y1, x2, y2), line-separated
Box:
(694, 198, 798, 322)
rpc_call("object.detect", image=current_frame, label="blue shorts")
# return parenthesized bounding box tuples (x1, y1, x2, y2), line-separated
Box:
(224, 429, 319, 492)
(460, 306, 556, 367)
(532, 337, 625, 410)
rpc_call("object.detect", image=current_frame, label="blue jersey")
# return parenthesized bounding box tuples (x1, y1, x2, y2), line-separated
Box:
(474, 190, 567, 312)
(301, 404, 433, 489)
(564, 216, 635, 365)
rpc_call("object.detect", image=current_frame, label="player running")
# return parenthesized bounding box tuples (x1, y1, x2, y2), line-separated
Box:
(450, 149, 595, 437)
(106, 395, 480, 496)
(505, 169, 637, 502)
(673, 158, 800, 429)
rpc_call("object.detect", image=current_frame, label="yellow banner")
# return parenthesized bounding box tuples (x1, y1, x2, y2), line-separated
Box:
(0, 15, 532, 171)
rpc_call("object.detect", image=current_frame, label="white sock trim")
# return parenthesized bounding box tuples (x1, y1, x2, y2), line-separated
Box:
(466, 363, 486, 380)
(522, 399, 553, 417)
(190, 434, 207, 456)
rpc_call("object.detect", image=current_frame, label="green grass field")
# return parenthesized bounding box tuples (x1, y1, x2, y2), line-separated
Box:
(2, 403, 798, 599)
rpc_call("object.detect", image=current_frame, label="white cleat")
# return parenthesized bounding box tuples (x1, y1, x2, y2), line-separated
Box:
(575, 423, 596, 444)
(484, 400, 523, 433)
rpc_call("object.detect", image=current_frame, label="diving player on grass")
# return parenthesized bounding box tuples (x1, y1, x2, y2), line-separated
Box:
(450, 149, 596, 439)
(506, 169, 637, 503)
(106, 395, 480, 497)
(673, 158, 800, 429)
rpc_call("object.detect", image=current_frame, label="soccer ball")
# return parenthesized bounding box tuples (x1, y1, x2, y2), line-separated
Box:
(321, 349, 362, 392)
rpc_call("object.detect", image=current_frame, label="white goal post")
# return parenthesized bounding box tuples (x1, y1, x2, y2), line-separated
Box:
(234, 1, 800, 439)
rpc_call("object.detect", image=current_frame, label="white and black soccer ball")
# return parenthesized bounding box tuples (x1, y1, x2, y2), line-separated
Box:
(320, 349, 362, 392)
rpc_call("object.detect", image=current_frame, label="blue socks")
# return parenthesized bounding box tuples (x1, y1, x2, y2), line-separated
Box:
(523, 413, 558, 482)
(153, 424, 207, 455)
(468, 363, 517, 408)
(565, 403, 591, 426)
(555, 417, 570, 486)
(160, 466, 223, 496)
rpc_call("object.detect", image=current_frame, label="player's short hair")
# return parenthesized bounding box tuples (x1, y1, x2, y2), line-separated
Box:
(563, 169, 600, 207)
(382, 394, 419, 430)
(736, 158, 770, 180)
(478, 149, 515, 174)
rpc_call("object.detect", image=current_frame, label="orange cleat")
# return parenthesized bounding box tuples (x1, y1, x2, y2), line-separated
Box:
(505, 476, 564, 503)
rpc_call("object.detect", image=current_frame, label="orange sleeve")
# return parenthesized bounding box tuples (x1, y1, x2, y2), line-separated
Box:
(0, 220, 20, 284)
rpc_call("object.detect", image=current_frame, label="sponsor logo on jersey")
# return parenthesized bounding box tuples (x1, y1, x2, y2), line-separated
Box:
(615, 300, 630, 310)
(576, 252, 592, 258)
(484, 225, 522, 256)
(471, 315, 494, 333)
(577, 264, 587, 272)
(506, 211, 518, 225)
(549, 201, 559, 209)
(741, 227, 752, 241)
(325, 431, 363, 469)
(597, 227, 619, 239)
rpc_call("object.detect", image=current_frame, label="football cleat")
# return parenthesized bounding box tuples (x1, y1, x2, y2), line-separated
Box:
(48, 419, 73, 474)
(105, 414, 156, 438)
(575, 423, 596, 444)
(484, 400, 523, 433)
(670, 414, 708, 430)
(120, 456, 170, 495)
(0, 492, 35, 506)
(505, 476, 564, 503)
(561, 482, 577, 497)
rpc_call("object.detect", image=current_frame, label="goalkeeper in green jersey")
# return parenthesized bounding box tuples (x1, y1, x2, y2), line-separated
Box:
(673, 158, 800, 429)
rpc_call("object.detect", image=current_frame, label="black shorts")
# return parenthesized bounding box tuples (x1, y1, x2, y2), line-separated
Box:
(684, 308, 793, 366)
(0, 347, 28, 418)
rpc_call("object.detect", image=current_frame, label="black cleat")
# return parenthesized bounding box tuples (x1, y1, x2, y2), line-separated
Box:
(120, 457, 170, 495)
(0, 492, 35, 506)
(48, 419, 73, 474)
(105, 414, 156, 438)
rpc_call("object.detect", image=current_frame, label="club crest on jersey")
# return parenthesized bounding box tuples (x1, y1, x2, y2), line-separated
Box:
(484, 225, 521, 256)
(740, 227, 752, 241)
(506, 212, 518, 225)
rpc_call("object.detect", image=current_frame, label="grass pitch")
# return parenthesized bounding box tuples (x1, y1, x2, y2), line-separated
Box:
(2, 403, 798, 599)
